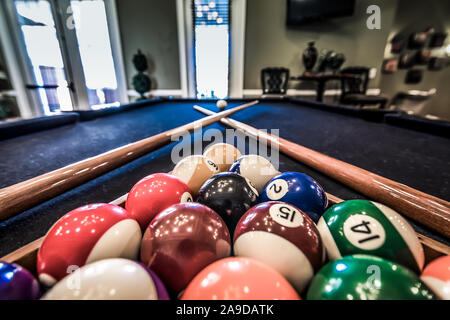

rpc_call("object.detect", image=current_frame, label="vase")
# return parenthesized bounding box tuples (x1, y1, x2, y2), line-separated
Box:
(302, 41, 318, 73)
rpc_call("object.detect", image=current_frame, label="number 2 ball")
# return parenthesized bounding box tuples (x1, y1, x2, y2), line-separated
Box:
(261, 172, 327, 222)
(234, 201, 325, 292)
(126, 173, 193, 230)
(317, 200, 424, 272)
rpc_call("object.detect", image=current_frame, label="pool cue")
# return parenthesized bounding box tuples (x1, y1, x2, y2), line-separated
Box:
(0, 100, 259, 222)
(194, 105, 450, 238)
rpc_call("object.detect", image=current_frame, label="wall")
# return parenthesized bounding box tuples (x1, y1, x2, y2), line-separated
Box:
(116, 0, 181, 91)
(379, 0, 450, 120)
(243, 0, 398, 90)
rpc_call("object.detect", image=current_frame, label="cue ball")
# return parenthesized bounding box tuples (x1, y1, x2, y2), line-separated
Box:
(317, 200, 425, 272)
(196, 172, 259, 233)
(171, 155, 219, 196)
(229, 154, 279, 193)
(216, 99, 227, 110)
(0, 261, 40, 300)
(37, 203, 142, 286)
(182, 257, 300, 300)
(307, 255, 436, 300)
(203, 143, 242, 172)
(234, 201, 325, 292)
(140, 202, 231, 294)
(42, 258, 169, 300)
(260, 172, 327, 222)
(421, 255, 450, 300)
(125, 173, 193, 230)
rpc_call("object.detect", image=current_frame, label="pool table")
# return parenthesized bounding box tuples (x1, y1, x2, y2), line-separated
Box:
(0, 97, 449, 258)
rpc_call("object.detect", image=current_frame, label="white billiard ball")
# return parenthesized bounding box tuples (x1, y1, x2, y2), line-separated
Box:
(216, 99, 227, 111)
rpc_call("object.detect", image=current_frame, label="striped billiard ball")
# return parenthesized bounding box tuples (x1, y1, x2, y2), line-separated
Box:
(317, 199, 425, 272)
(421, 255, 450, 300)
(234, 201, 325, 292)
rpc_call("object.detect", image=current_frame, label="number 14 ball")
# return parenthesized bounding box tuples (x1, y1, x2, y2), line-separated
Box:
(317, 200, 424, 272)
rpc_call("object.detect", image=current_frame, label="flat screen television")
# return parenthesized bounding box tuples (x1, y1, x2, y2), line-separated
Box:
(286, 0, 356, 25)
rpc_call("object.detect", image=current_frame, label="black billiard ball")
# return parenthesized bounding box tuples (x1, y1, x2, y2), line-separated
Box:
(196, 172, 259, 233)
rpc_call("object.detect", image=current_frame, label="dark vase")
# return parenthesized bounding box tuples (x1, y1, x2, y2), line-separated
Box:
(302, 41, 318, 72)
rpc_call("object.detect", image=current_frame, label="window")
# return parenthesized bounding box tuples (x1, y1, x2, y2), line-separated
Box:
(193, 0, 230, 99)
(2, 0, 126, 116)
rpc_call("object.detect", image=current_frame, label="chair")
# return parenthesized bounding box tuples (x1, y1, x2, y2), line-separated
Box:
(340, 67, 388, 109)
(261, 67, 290, 95)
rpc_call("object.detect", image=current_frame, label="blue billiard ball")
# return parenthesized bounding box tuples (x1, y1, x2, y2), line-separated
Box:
(260, 172, 328, 222)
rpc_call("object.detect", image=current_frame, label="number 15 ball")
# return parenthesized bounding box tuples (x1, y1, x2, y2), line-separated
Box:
(261, 172, 327, 222)
(317, 200, 424, 272)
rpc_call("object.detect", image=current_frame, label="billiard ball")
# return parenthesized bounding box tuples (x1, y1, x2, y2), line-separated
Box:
(203, 143, 242, 172)
(260, 172, 327, 222)
(216, 99, 227, 110)
(196, 172, 259, 233)
(37, 203, 141, 286)
(126, 173, 193, 230)
(306, 254, 436, 300)
(42, 258, 169, 300)
(171, 155, 219, 195)
(0, 261, 40, 300)
(140, 202, 231, 294)
(234, 201, 325, 292)
(317, 199, 424, 272)
(421, 255, 450, 300)
(229, 154, 279, 193)
(182, 257, 300, 300)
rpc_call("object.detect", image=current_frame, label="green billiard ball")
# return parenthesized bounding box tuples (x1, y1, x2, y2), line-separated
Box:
(307, 255, 436, 300)
(317, 200, 424, 273)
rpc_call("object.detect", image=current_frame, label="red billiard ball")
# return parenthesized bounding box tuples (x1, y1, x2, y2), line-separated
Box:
(234, 201, 325, 292)
(37, 203, 141, 286)
(126, 173, 193, 230)
(140, 202, 231, 294)
(421, 255, 450, 300)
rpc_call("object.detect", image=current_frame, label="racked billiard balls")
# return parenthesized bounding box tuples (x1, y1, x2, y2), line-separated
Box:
(126, 173, 193, 230)
(260, 172, 327, 222)
(0, 261, 40, 300)
(203, 143, 242, 172)
(234, 201, 325, 292)
(317, 199, 424, 272)
(229, 154, 279, 193)
(182, 257, 300, 300)
(307, 254, 436, 300)
(196, 172, 259, 233)
(43, 258, 169, 300)
(421, 255, 450, 300)
(37, 203, 141, 286)
(172, 155, 219, 195)
(140, 202, 231, 294)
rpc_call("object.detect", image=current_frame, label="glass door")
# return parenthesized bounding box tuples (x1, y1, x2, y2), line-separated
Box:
(5, 0, 126, 116)
(13, 0, 74, 114)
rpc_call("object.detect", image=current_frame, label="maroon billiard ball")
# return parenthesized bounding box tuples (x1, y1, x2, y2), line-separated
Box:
(234, 201, 325, 292)
(140, 202, 231, 294)
(126, 173, 193, 230)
